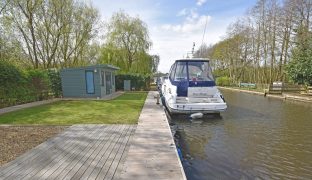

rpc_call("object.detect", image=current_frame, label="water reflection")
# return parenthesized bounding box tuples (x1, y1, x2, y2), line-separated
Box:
(170, 90, 312, 180)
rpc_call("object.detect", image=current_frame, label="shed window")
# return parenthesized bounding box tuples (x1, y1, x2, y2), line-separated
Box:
(86, 71, 95, 94)
(112, 73, 115, 86)
(101, 71, 105, 86)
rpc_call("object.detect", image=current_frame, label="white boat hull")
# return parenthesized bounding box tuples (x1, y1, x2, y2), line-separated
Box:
(165, 97, 227, 114)
(162, 82, 227, 114)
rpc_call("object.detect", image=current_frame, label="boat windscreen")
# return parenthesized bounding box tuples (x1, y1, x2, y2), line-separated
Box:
(171, 61, 214, 82)
(188, 61, 214, 81)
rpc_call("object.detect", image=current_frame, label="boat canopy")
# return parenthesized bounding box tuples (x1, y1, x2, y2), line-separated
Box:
(169, 60, 216, 96)
(169, 60, 214, 82)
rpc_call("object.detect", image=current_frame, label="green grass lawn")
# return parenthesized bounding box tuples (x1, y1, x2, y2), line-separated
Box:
(0, 92, 147, 125)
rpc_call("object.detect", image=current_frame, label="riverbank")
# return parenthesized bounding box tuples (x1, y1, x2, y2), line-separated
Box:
(218, 86, 312, 102)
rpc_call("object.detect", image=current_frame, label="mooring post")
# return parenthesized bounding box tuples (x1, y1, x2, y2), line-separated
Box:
(264, 89, 268, 97)
(155, 93, 160, 104)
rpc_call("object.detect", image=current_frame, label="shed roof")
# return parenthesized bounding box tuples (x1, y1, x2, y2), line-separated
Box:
(175, 58, 210, 62)
(61, 64, 120, 72)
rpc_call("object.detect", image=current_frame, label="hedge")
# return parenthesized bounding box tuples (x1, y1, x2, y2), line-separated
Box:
(115, 74, 151, 91)
(0, 61, 62, 108)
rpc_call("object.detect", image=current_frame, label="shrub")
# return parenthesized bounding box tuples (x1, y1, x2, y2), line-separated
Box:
(216, 76, 231, 86)
(0, 60, 25, 88)
(0, 61, 62, 108)
(47, 69, 62, 97)
(116, 74, 151, 91)
(26, 69, 50, 100)
(0, 60, 33, 107)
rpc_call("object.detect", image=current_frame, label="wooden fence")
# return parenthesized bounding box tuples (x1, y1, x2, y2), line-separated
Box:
(268, 83, 307, 94)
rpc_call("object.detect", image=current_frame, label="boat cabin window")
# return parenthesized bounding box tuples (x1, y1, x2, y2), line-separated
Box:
(188, 61, 214, 81)
(170, 61, 214, 82)
(169, 63, 176, 81)
(174, 62, 187, 81)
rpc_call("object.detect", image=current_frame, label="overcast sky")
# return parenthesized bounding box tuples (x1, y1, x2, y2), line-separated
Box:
(92, 0, 257, 73)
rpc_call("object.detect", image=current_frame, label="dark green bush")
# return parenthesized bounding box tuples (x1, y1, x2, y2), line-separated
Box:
(116, 74, 151, 91)
(0, 61, 62, 108)
(27, 69, 50, 91)
(47, 69, 62, 97)
(0, 60, 25, 88)
(0, 60, 31, 107)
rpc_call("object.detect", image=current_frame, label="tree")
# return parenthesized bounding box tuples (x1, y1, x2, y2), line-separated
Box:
(58, 1, 99, 68)
(151, 55, 160, 73)
(100, 11, 152, 72)
(287, 26, 312, 85)
(196, 0, 312, 86)
(1, 0, 99, 69)
(0, 0, 8, 14)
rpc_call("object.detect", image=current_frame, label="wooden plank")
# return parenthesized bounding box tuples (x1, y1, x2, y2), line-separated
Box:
(123, 152, 179, 162)
(112, 126, 137, 180)
(0, 126, 76, 175)
(82, 125, 127, 179)
(78, 125, 127, 179)
(40, 125, 107, 179)
(5, 126, 92, 180)
(0, 126, 82, 178)
(60, 125, 120, 180)
(91, 125, 132, 179)
(123, 161, 182, 170)
(120, 166, 184, 180)
(51, 125, 116, 180)
(32, 125, 107, 179)
(67, 125, 125, 180)
(119, 91, 186, 180)
(104, 125, 136, 180)
(20, 126, 96, 180)
(61, 125, 121, 180)
(77, 125, 126, 179)
(0, 125, 137, 180)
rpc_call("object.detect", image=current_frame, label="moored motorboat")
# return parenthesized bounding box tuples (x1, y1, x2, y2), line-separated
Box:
(161, 58, 227, 114)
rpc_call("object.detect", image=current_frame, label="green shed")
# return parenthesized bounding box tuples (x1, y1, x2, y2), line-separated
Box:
(60, 64, 119, 98)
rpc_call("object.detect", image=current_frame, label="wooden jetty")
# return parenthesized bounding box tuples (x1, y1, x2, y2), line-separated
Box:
(118, 91, 186, 180)
(0, 125, 135, 180)
(0, 91, 186, 180)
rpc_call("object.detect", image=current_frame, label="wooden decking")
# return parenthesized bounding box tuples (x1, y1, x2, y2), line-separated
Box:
(0, 91, 186, 180)
(0, 124, 135, 180)
(119, 92, 186, 180)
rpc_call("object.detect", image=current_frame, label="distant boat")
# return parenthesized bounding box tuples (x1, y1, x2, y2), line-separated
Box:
(161, 58, 227, 114)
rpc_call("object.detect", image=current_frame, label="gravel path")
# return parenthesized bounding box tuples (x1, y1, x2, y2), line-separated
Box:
(0, 126, 67, 166)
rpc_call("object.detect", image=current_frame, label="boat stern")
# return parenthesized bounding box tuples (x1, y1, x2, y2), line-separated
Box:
(166, 95, 227, 114)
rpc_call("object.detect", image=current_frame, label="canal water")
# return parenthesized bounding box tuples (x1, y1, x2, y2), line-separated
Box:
(169, 89, 312, 179)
